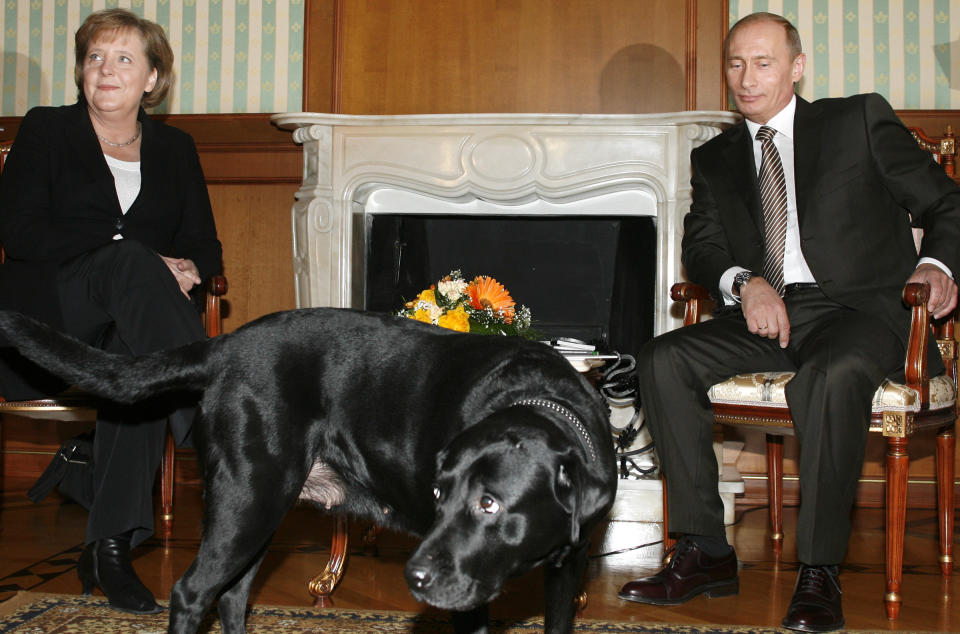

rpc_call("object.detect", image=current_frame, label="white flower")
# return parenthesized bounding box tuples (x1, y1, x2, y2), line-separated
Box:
(437, 278, 468, 301)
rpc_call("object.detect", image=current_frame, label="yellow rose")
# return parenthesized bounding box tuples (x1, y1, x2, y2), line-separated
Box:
(437, 306, 470, 332)
(411, 308, 433, 324)
(417, 288, 436, 304)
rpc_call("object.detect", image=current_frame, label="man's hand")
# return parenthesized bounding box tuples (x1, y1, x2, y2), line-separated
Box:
(740, 277, 791, 348)
(160, 256, 202, 298)
(907, 263, 958, 319)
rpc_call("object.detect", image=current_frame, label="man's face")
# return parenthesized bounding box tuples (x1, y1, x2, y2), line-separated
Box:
(724, 20, 805, 124)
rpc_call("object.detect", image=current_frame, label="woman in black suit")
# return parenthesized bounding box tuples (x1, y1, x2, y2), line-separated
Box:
(0, 9, 221, 614)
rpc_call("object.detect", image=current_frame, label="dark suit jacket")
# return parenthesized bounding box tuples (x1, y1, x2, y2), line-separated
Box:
(682, 93, 960, 350)
(0, 102, 222, 330)
(0, 102, 222, 397)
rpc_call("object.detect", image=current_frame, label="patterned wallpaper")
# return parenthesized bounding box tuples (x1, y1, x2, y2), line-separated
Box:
(730, 0, 960, 109)
(0, 0, 304, 116)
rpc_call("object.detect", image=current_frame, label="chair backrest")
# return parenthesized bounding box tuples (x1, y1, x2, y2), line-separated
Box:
(0, 139, 11, 174)
(909, 125, 957, 176)
(0, 139, 10, 165)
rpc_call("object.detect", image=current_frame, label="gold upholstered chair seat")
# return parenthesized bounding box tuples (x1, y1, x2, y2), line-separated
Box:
(707, 371, 956, 416)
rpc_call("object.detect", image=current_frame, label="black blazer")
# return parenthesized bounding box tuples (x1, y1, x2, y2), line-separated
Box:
(681, 93, 960, 349)
(0, 102, 222, 330)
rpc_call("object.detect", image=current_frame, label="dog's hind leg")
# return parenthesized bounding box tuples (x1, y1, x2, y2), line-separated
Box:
(542, 542, 589, 634)
(216, 539, 273, 633)
(168, 475, 302, 633)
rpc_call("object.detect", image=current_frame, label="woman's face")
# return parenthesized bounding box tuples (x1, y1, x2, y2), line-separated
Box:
(82, 29, 157, 119)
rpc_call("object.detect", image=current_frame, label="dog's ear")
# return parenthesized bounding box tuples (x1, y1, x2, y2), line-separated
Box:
(554, 455, 615, 546)
(553, 459, 581, 544)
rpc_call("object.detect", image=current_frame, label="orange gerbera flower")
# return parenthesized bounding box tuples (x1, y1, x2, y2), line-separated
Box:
(467, 276, 516, 324)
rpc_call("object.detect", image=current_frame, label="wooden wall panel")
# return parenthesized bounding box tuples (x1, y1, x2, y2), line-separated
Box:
(208, 182, 298, 333)
(334, 0, 690, 115)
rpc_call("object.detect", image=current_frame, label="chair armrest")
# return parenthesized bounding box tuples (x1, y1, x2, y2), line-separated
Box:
(204, 275, 228, 337)
(902, 282, 931, 402)
(670, 282, 711, 326)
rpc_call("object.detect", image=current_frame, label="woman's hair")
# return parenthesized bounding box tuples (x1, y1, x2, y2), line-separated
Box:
(74, 8, 174, 109)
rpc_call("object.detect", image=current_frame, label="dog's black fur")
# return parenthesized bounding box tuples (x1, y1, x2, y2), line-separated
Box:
(0, 308, 617, 634)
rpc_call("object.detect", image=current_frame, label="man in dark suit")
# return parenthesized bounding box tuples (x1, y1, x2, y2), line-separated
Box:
(617, 12, 960, 633)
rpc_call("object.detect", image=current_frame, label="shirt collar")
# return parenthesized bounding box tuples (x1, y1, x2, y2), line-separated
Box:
(745, 94, 796, 142)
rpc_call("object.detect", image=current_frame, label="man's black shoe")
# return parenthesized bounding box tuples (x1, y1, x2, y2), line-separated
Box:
(618, 537, 739, 606)
(782, 564, 845, 632)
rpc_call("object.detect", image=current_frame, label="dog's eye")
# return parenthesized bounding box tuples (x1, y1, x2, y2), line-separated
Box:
(479, 495, 500, 514)
(432, 486, 440, 500)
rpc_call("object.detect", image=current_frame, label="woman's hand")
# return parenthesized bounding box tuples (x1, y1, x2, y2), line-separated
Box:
(160, 256, 202, 298)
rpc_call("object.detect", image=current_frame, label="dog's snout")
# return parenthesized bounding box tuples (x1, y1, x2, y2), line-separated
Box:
(405, 564, 434, 590)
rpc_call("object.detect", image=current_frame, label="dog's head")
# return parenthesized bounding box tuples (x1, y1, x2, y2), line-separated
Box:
(404, 407, 612, 611)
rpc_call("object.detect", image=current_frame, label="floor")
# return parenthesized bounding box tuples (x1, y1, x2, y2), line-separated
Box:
(0, 475, 957, 631)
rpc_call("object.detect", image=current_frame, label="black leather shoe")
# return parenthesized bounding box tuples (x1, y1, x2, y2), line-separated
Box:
(618, 537, 739, 605)
(77, 533, 162, 614)
(782, 565, 845, 632)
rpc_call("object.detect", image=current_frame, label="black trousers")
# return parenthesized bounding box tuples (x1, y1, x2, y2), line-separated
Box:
(56, 241, 207, 548)
(638, 287, 905, 565)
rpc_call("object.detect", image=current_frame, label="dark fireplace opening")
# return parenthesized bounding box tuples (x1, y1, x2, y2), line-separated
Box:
(364, 214, 656, 355)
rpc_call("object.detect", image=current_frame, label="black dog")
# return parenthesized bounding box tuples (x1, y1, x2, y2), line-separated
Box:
(0, 308, 617, 633)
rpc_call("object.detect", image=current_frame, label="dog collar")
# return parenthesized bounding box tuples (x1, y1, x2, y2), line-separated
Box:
(511, 398, 597, 463)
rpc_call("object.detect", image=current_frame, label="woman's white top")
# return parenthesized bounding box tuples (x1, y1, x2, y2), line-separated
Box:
(104, 154, 141, 239)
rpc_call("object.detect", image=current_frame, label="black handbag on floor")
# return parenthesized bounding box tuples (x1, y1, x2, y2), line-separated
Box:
(28, 431, 95, 510)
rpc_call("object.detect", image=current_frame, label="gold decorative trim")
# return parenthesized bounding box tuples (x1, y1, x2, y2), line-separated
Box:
(713, 414, 792, 428)
(937, 338, 956, 359)
(940, 136, 956, 156)
(882, 411, 914, 437)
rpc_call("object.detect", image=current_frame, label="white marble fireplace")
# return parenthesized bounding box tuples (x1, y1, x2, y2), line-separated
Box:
(271, 112, 743, 540)
(271, 112, 739, 333)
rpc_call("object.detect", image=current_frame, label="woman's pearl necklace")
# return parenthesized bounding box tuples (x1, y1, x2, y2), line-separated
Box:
(98, 121, 142, 148)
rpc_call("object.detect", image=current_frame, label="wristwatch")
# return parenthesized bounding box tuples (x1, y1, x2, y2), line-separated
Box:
(733, 271, 759, 297)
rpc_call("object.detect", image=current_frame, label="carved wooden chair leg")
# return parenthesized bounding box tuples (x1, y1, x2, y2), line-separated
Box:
(310, 515, 349, 607)
(159, 429, 176, 539)
(765, 434, 784, 554)
(661, 474, 674, 556)
(884, 435, 909, 621)
(936, 426, 955, 576)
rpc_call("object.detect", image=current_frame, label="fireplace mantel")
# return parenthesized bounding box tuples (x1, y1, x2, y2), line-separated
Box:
(271, 111, 740, 335)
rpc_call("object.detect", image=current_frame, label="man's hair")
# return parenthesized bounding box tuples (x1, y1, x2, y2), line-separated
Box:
(725, 12, 803, 61)
(74, 8, 174, 108)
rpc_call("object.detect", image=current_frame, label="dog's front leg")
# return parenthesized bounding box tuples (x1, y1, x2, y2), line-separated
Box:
(451, 603, 489, 634)
(542, 542, 589, 634)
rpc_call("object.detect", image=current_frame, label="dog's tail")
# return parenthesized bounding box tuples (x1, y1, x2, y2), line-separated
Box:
(0, 310, 212, 403)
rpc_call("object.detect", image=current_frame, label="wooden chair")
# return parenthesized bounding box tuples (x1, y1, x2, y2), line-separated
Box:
(662, 127, 959, 621)
(0, 138, 228, 537)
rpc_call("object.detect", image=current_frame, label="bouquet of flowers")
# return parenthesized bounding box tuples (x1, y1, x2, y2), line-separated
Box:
(399, 270, 534, 338)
